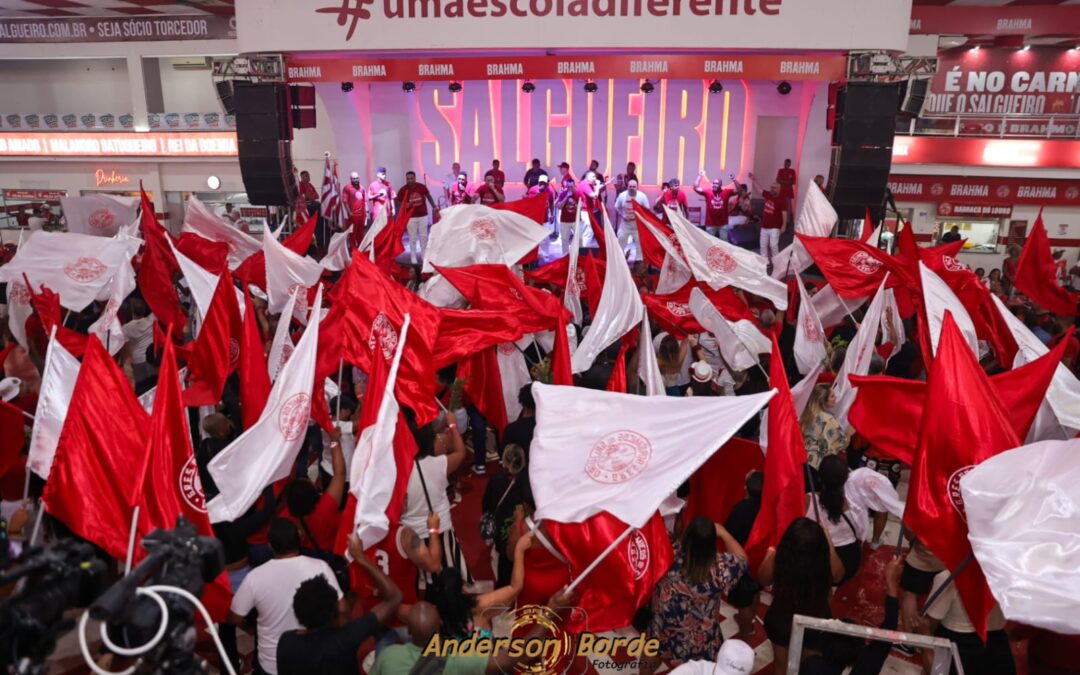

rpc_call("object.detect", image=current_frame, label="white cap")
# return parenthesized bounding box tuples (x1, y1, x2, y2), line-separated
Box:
(538, 174, 549, 183)
(0, 377, 21, 402)
(350, 171, 360, 179)
(714, 640, 754, 674)
(691, 360, 714, 383)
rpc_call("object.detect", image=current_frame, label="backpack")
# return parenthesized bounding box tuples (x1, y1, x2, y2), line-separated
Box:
(297, 516, 351, 594)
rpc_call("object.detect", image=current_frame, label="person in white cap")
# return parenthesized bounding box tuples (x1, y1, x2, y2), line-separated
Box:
(669, 639, 754, 675)
(367, 167, 395, 224)
(687, 360, 718, 397)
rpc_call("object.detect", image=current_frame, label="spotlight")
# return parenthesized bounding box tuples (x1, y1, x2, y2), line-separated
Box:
(777, 80, 792, 95)
(341, 82, 354, 93)
(708, 80, 724, 94)
(583, 80, 598, 94)
(448, 81, 462, 93)
(640, 80, 654, 94)
(522, 81, 536, 93)
(402, 81, 416, 93)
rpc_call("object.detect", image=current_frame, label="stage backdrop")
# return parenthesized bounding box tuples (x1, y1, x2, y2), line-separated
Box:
(294, 78, 832, 202)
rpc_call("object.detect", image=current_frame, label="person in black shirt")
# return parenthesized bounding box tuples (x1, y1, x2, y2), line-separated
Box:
(941, 225, 962, 243)
(523, 158, 546, 188)
(277, 535, 403, 675)
(500, 384, 537, 460)
(724, 470, 763, 639)
(481, 444, 531, 587)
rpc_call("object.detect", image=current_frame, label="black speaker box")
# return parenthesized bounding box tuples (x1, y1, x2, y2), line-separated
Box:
(238, 139, 298, 206)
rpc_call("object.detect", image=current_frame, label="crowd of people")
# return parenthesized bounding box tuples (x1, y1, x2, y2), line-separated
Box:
(0, 151, 1076, 675)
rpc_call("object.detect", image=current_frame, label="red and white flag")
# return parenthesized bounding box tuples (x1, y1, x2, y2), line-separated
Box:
(321, 231, 351, 272)
(771, 181, 838, 279)
(812, 283, 869, 329)
(168, 236, 219, 324)
(88, 256, 136, 355)
(206, 286, 323, 523)
(320, 154, 340, 223)
(638, 314, 665, 396)
(422, 204, 549, 274)
(181, 196, 260, 270)
(688, 287, 770, 372)
(263, 225, 322, 319)
(961, 438, 1080, 634)
(357, 207, 388, 260)
(530, 382, 774, 528)
(571, 211, 644, 373)
(497, 344, 533, 421)
(564, 216, 585, 325)
(267, 287, 299, 383)
(920, 261, 979, 357)
(667, 206, 787, 310)
(794, 272, 828, 375)
(4, 278, 32, 348)
(27, 333, 80, 479)
(636, 205, 692, 294)
(831, 278, 888, 427)
(61, 194, 138, 238)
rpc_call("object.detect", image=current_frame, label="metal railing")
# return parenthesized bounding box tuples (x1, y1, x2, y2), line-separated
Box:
(899, 113, 1080, 139)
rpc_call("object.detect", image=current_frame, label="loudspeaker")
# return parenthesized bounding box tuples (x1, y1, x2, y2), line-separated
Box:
(290, 84, 316, 107)
(215, 81, 235, 116)
(238, 140, 298, 206)
(234, 82, 292, 141)
(829, 83, 899, 219)
(898, 79, 929, 118)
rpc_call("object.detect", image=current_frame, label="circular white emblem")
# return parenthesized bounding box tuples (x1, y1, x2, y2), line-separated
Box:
(803, 313, 821, 342)
(278, 393, 311, 441)
(64, 256, 107, 283)
(288, 283, 309, 314)
(996, 184, 1011, 199)
(705, 245, 737, 273)
(1065, 186, 1079, 201)
(665, 301, 690, 317)
(497, 342, 517, 355)
(470, 216, 497, 240)
(367, 312, 399, 361)
(947, 465, 975, 521)
(849, 251, 883, 275)
(584, 430, 653, 484)
(938, 202, 953, 216)
(626, 530, 650, 580)
(930, 183, 945, 197)
(942, 255, 966, 273)
(7, 282, 30, 307)
(568, 268, 587, 295)
(88, 208, 116, 232)
(179, 455, 207, 513)
(278, 342, 294, 370)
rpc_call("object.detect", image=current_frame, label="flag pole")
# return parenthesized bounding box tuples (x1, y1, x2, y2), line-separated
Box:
(565, 525, 635, 594)
(894, 522, 907, 558)
(334, 357, 345, 421)
(918, 552, 974, 616)
(28, 503, 45, 547)
(124, 505, 140, 574)
(804, 463, 821, 523)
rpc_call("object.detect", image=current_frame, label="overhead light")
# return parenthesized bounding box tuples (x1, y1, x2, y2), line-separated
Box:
(522, 81, 535, 93)
(777, 81, 792, 95)
(708, 80, 723, 94)
(402, 81, 416, 93)
(583, 80, 598, 93)
(206, 175, 221, 190)
(448, 81, 462, 93)
(341, 82, 354, 93)
(640, 80, 654, 94)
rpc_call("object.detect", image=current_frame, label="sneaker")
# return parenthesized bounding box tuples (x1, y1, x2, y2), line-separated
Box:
(892, 644, 917, 658)
(472, 465, 486, 476)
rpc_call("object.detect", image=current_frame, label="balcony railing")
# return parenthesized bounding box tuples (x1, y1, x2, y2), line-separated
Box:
(898, 113, 1080, 140)
(0, 112, 236, 132)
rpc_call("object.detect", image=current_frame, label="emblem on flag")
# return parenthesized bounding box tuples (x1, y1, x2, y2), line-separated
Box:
(88, 208, 116, 232)
(470, 216, 498, 240)
(585, 430, 653, 484)
(64, 256, 107, 283)
(947, 465, 975, 521)
(705, 245, 737, 273)
(179, 455, 207, 513)
(627, 530, 650, 580)
(278, 393, 312, 441)
(849, 251, 883, 275)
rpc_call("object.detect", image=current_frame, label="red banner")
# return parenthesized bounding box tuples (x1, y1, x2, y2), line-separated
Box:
(891, 136, 1080, 169)
(924, 47, 1080, 117)
(0, 132, 238, 158)
(284, 53, 847, 83)
(910, 6, 1080, 37)
(3, 189, 67, 200)
(936, 203, 1013, 219)
(889, 175, 1080, 207)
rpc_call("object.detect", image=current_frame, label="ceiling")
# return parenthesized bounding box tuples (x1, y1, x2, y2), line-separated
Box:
(0, 0, 234, 18)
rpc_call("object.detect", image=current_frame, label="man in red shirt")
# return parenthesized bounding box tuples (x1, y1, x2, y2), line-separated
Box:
(358, 513, 442, 613)
(475, 174, 505, 206)
(694, 170, 735, 239)
(395, 171, 438, 265)
(283, 431, 345, 551)
(776, 158, 797, 213)
(750, 173, 789, 267)
(367, 166, 395, 224)
(653, 177, 689, 223)
(298, 170, 319, 205)
(341, 171, 366, 247)
(484, 159, 506, 191)
(447, 171, 472, 206)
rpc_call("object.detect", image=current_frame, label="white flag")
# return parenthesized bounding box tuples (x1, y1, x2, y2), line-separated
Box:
(182, 196, 260, 270)
(351, 315, 410, 549)
(812, 283, 869, 329)
(263, 226, 322, 318)
(206, 286, 323, 523)
(168, 236, 218, 322)
(571, 211, 644, 373)
(920, 261, 978, 357)
(961, 438, 1080, 634)
(356, 207, 388, 261)
(793, 272, 827, 375)
(5, 279, 32, 348)
(0, 231, 139, 311)
(792, 361, 824, 417)
(267, 287, 299, 382)
(61, 194, 138, 238)
(667, 206, 787, 310)
(418, 274, 466, 309)
(496, 344, 532, 422)
(639, 215, 691, 295)
(26, 334, 80, 480)
(688, 287, 769, 372)
(770, 182, 838, 280)
(88, 257, 136, 355)
(530, 382, 774, 528)
(881, 288, 905, 360)
(637, 314, 665, 396)
(422, 204, 549, 274)
(563, 211, 585, 326)
(321, 231, 351, 272)
(993, 294, 1080, 431)
(831, 278, 888, 428)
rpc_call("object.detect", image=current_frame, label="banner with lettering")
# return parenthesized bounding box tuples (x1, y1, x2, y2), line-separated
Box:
(889, 175, 1080, 207)
(237, 0, 910, 52)
(0, 132, 238, 158)
(0, 113, 236, 132)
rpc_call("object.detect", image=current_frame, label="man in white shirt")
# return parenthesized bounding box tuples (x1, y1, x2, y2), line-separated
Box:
(27, 206, 48, 232)
(613, 179, 651, 260)
(228, 519, 344, 675)
(442, 162, 462, 203)
(122, 299, 156, 384)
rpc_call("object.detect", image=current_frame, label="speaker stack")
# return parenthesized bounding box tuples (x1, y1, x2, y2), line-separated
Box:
(827, 82, 901, 221)
(235, 82, 298, 206)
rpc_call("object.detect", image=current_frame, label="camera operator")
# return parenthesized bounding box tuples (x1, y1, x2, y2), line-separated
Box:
(277, 534, 403, 675)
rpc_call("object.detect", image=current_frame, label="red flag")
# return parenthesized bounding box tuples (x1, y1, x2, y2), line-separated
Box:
(175, 233, 229, 275)
(550, 312, 575, 386)
(860, 207, 875, 243)
(490, 192, 549, 225)
(799, 234, 908, 299)
(436, 263, 562, 334)
(605, 341, 629, 393)
(311, 300, 345, 432)
(545, 511, 673, 632)
(234, 210, 320, 290)
(633, 202, 681, 270)
(641, 283, 752, 337)
(744, 335, 809, 569)
(525, 256, 606, 317)
(460, 347, 510, 433)
(1014, 210, 1078, 315)
(239, 289, 271, 429)
(849, 330, 1068, 464)
(182, 271, 242, 407)
(373, 206, 413, 271)
(685, 437, 765, 525)
(22, 275, 88, 357)
(43, 337, 150, 561)
(136, 336, 232, 620)
(904, 312, 1021, 640)
(431, 308, 525, 370)
(137, 185, 186, 328)
(0, 400, 26, 479)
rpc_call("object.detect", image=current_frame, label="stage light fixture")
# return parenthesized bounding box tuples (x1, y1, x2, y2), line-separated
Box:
(708, 80, 724, 94)
(341, 82, 354, 93)
(777, 80, 792, 95)
(448, 81, 463, 93)
(522, 81, 536, 93)
(640, 80, 655, 94)
(584, 80, 598, 93)
(402, 81, 416, 93)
